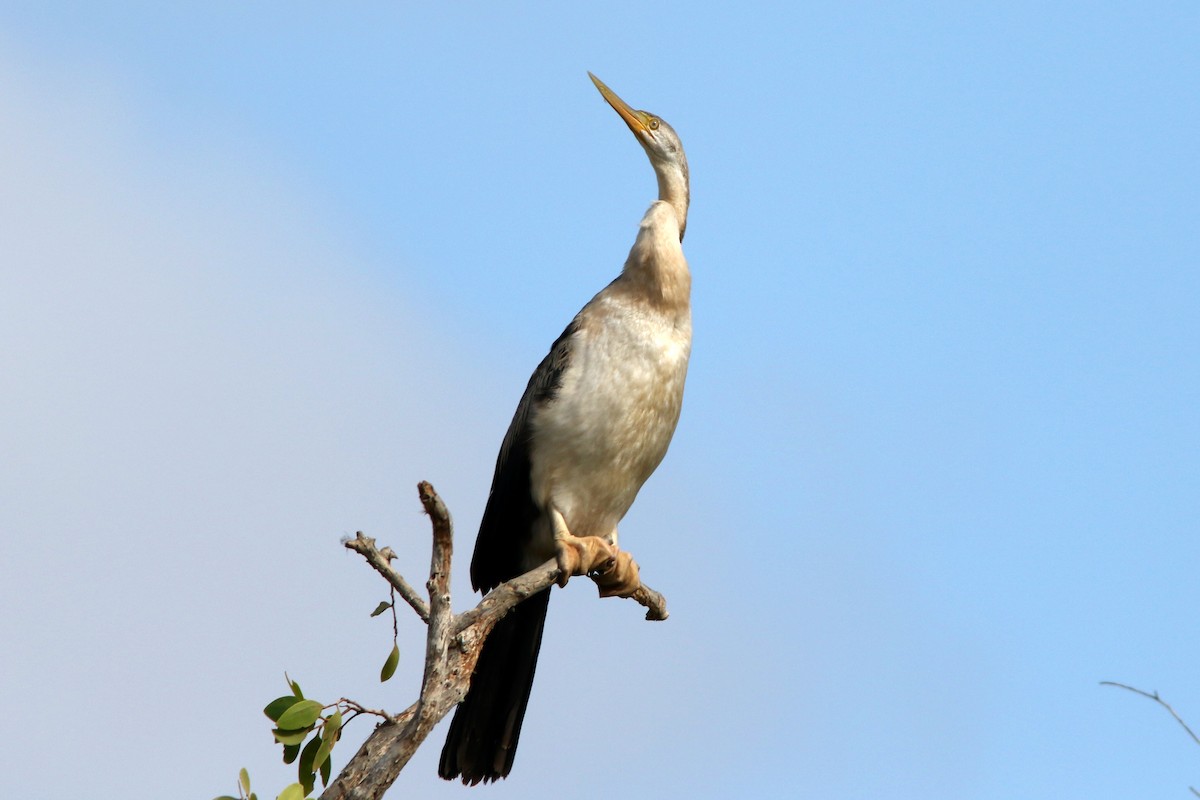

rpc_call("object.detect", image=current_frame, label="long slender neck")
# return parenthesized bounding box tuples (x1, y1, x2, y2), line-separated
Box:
(654, 161, 690, 241)
(616, 195, 690, 317)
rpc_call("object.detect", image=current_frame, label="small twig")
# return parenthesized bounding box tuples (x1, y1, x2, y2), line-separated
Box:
(1101, 681, 1200, 748)
(389, 586, 398, 639)
(344, 533, 430, 622)
(336, 698, 390, 721)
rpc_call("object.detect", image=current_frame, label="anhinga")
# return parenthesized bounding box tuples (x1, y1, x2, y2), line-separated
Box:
(439, 72, 691, 784)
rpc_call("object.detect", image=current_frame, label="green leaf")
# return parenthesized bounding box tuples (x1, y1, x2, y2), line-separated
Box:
(249, 795, 257, 800)
(238, 768, 251, 797)
(380, 643, 400, 682)
(276, 699, 324, 730)
(312, 735, 334, 778)
(213, 796, 239, 800)
(314, 710, 341, 771)
(272, 727, 312, 746)
(276, 784, 305, 800)
(286, 673, 303, 699)
(264, 695, 303, 722)
(370, 601, 392, 617)
(323, 710, 343, 742)
(320, 749, 332, 786)
(282, 741, 301, 765)
(297, 735, 321, 795)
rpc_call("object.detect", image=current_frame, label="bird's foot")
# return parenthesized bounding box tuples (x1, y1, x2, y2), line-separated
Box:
(592, 550, 641, 598)
(554, 534, 616, 588)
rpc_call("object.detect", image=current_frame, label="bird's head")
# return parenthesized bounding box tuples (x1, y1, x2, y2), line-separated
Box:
(589, 72, 687, 173)
(589, 72, 690, 237)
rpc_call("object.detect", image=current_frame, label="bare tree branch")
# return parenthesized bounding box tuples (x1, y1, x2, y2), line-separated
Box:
(321, 481, 669, 800)
(1102, 681, 1200, 797)
(344, 535, 429, 623)
(1101, 681, 1200, 748)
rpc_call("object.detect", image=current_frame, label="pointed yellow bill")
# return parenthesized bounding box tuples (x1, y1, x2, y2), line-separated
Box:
(588, 72, 652, 135)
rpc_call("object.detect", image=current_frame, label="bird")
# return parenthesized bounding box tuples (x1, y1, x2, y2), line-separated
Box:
(438, 72, 692, 785)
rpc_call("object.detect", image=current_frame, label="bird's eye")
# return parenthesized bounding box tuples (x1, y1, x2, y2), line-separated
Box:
(648, 117, 660, 130)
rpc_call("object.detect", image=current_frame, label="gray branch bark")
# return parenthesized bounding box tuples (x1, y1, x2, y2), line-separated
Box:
(320, 481, 669, 800)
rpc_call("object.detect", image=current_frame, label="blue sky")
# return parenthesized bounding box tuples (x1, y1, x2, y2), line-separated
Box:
(2, 3, 1198, 798)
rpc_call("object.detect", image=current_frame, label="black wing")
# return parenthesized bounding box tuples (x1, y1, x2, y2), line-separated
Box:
(468, 316, 579, 593)
(440, 317, 579, 783)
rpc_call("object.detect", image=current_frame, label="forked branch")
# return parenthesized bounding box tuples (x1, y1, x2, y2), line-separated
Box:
(323, 481, 669, 800)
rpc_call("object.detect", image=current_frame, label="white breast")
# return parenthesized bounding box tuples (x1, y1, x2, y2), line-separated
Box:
(530, 294, 691, 541)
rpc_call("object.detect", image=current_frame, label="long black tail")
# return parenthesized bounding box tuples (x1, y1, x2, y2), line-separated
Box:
(438, 587, 551, 783)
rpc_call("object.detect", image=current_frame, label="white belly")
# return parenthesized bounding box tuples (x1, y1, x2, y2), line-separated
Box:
(529, 296, 691, 543)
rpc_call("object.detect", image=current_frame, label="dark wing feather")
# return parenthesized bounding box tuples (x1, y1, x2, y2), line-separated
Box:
(468, 316, 579, 592)
(439, 317, 580, 784)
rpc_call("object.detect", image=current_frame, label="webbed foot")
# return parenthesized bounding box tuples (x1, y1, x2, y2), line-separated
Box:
(592, 550, 641, 598)
(554, 534, 617, 588)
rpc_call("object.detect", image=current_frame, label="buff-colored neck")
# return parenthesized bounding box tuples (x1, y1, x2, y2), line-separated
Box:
(654, 161, 690, 241)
